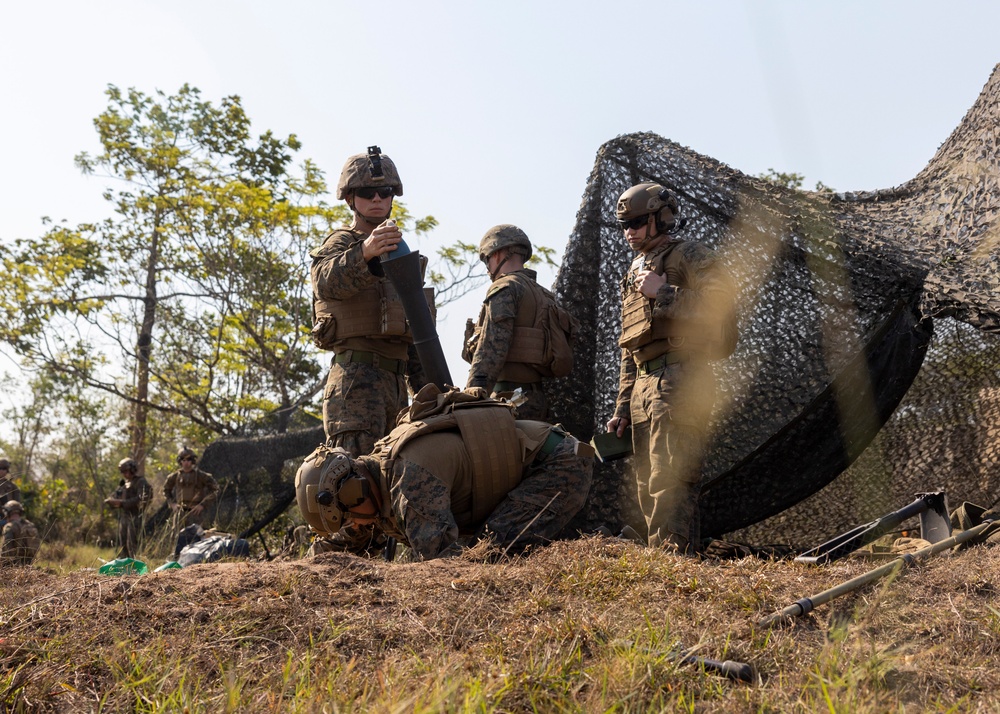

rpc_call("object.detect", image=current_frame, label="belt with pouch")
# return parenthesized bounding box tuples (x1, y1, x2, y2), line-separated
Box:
(334, 350, 407, 375)
(537, 428, 595, 460)
(636, 351, 687, 376)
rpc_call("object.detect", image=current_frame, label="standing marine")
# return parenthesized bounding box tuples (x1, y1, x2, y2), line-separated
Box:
(463, 225, 578, 421)
(104, 457, 153, 559)
(605, 182, 738, 554)
(309, 147, 430, 458)
(163, 447, 218, 530)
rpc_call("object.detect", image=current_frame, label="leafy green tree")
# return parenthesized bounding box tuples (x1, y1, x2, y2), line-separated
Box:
(1, 86, 353, 465)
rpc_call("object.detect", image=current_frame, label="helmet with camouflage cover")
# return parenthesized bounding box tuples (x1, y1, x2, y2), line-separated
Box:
(478, 224, 533, 263)
(615, 182, 679, 232)
(118, 458, 138, 474)
(336, 147, 404, 200)
(295, 445, 372, 536)
(3, 500, 23, 516)
(177, 447, 198, 464)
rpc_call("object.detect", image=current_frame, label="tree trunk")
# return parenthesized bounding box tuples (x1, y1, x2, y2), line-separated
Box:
(130, 216, 161, 474)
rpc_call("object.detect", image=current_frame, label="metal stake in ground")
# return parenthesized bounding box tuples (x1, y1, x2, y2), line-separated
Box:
(758, 521, 993, 629)
(671, 649, 755, 683)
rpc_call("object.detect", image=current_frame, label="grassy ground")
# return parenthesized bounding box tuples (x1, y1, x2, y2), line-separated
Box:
(3, 537, 1000, 712)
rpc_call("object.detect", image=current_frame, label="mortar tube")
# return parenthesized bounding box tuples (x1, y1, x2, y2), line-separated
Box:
(376, 239, 453, 391)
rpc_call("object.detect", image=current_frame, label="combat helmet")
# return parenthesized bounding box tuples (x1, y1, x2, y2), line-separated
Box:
(294, 445, 372, 537)
(177, 447, 198, 464)
(118, 458, 138, 474)
(336, 146, 403, 200)
(3, 500, 23, 516)
(615, 182, 679, 232)
(478, 224, 533, 263)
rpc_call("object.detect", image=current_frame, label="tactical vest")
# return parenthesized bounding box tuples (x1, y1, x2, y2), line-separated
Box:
(312, 229, 434, 349)
(465, 271, 576, 382)
(374, 385, 551, 524)
(620, 242, 686, 354)
(168, 470, 215, 508)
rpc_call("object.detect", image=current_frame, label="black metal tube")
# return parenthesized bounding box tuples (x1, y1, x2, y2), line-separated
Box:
(378, 243, 453, 391)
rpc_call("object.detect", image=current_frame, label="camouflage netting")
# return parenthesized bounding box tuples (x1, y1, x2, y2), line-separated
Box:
(550, 64, 1000, 547)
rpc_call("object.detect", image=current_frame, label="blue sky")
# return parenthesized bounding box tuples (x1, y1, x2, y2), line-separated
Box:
(2, 0, 998, 384)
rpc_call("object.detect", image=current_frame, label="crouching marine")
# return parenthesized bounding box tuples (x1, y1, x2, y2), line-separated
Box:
(296, 385, 595, 560)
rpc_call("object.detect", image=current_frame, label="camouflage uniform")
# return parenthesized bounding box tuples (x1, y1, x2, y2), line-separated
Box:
(465, 268, 550, 421)
(310, 227, 427, 455)
(163, 467, 218, 528)
(0, 477, 20, 528)
(614, 238, 736, 552)
(109, 475, 153, 559)
(347, 419, 594, 560)
(2, 517, 39, 566)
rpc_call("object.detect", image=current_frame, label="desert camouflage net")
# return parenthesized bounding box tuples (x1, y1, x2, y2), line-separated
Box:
(550, 64, 1000, 547)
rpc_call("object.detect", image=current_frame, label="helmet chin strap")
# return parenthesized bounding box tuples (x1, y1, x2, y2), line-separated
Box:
(488, 250, 512, 281)
(349, 197, 390, 231)
(635, 214, 659, 252)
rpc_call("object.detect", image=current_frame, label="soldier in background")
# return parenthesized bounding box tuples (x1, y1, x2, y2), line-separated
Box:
(104, 457, 153, 559)
(606, 183, 738, 555)
(0, 459, 22, 526)
(463, 225, 578, 421)
(296, 385, 594, 561)
(1, 500, 40, 566)
(163, 447, 218, 530)
(309, 147, 429, 457)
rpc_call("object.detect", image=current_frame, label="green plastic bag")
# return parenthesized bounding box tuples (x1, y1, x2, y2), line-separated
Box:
(98, 558, 149, 576)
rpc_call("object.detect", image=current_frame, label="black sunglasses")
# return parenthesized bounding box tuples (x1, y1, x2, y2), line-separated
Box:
(618, 215, 650, 231)
(355, 186, 395, 200)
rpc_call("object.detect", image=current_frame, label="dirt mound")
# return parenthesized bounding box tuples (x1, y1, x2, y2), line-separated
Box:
(3, 538, 1000, 711)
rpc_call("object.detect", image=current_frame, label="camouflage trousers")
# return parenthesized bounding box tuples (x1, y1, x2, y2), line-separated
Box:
(323, 360, 409, 457)
(629, 363, 715, 552)
(480, 436, 594, 552)
(117, 512, 144, 560)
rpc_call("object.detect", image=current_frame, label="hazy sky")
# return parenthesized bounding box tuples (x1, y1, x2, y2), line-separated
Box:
(2, 1, 998, 384)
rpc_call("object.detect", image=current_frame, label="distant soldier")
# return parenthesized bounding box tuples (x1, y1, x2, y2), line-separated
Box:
(1, 501, 40, 567)
(296, 385, 594, 560)
(464, 225, 578, 421)
(104, 457, 153, 559)
(0, 458, 21, 527)
(163, 447, 218, 530)
(309, 146, 430, 457)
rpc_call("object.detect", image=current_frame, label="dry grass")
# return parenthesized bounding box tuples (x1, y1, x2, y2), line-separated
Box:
(2, 536, 1000, 712)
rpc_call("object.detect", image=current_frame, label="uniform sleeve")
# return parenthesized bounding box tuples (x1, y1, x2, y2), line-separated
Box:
(163, 472, 177, 503)
(310, 231, 378, 301)
(613, 348, 637, 421)
(388, 457, 461, 560)
(466, 281, 520, 390)
(1, 523, 15, 558)
(197, 473, 219, 507)
(405, 342, 428, 393)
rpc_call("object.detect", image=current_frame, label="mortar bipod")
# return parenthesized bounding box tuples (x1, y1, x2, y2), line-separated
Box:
(794, 491, 951, 565)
